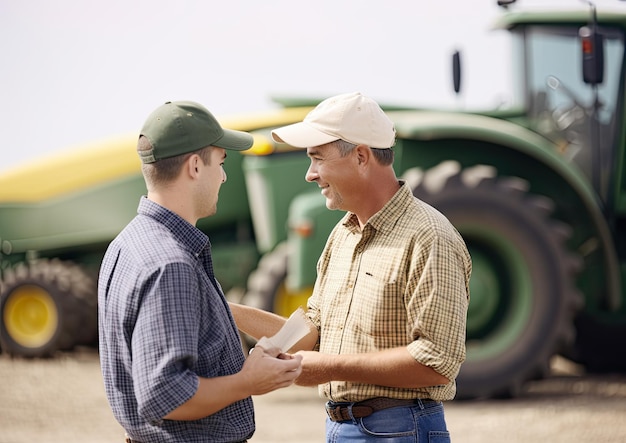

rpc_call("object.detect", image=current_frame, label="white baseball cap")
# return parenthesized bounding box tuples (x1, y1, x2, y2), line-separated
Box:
(271, 92, 396, 149)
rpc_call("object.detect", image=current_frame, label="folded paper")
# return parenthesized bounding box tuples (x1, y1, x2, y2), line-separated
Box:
(256, 307, 310, 356)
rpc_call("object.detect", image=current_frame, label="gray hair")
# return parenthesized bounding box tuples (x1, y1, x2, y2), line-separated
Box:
(332, 139, 394, 166)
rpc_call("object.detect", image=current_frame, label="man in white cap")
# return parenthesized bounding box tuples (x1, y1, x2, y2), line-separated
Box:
(230, 92, 471, 442)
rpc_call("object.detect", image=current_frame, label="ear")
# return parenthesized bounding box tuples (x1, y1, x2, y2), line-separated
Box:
(354, 144, 371, 167)
(186, 154, 201, 179)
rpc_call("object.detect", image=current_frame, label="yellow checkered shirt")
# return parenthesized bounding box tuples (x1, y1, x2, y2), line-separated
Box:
(307, 182, 471, 402)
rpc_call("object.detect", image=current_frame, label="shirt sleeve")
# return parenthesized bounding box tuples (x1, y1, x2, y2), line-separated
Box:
(132, 262, 201, 422)
(406, 229, 470, 381)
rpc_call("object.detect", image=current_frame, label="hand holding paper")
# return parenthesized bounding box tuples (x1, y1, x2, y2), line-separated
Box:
(255, 308, 310, 357)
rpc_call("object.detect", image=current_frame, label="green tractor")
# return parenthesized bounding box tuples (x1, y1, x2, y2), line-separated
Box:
(1, 0, 626, 401)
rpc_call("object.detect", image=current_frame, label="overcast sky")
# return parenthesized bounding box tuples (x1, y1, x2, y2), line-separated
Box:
(1, 0, 621, 173)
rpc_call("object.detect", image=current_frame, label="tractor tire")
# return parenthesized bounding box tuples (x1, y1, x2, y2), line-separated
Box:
(241, 242, 312, 318)
(0, 259, 97, 357)
(403, 161, 582, 399)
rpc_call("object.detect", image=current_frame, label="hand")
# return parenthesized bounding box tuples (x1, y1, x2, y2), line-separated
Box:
(253, 341, 281, 358)
(241, 347, 303, 395)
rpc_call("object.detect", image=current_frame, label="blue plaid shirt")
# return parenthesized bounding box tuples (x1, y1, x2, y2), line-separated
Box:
(98, 197, 254, 443)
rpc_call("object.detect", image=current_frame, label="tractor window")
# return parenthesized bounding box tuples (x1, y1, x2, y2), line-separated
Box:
(521, 25, 624, 196)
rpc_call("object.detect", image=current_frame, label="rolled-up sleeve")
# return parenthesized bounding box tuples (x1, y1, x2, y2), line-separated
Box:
(406, 230, 470, 381)
(132, 263, 201, 421)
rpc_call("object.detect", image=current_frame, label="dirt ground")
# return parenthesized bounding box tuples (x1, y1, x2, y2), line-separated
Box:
(1, 348, 626, 443)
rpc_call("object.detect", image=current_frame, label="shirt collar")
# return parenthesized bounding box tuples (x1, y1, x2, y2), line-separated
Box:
(137, 196, 210, 256)
(344, 180, 412, 235)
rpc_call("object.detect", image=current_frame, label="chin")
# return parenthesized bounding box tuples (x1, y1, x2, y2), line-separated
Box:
(325, 201, 342, 211)
(203, 206, 218, 218)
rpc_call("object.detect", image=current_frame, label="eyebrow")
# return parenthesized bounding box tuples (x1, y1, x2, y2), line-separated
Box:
(307, 148, 320, 158)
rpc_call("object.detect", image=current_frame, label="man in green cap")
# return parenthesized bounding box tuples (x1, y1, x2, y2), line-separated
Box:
(98, 101, 302, 443)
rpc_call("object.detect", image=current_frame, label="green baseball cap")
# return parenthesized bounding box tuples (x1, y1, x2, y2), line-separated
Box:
(138, 100, 253, 163)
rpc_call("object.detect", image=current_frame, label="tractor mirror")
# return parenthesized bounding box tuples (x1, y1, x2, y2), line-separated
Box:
(579, 26, 604, 85)
(452, 50, 462, 94)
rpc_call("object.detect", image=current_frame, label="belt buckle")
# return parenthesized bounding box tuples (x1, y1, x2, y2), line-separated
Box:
(325, 403, 347, 422)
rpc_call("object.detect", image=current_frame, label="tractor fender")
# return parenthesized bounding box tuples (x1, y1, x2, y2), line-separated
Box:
(390, 110, 620, 310)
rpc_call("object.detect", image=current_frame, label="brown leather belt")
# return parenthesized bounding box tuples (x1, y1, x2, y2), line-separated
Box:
(325, 397, 436, 422)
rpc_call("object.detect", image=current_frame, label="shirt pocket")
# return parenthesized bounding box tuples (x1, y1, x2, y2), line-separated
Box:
(349, 264, 408, 345)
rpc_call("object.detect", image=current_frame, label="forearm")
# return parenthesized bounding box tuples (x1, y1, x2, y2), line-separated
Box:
(164, 348, 304, 421)
(229, 302, 319, 352)
(164, 373, 251, 421)
(297, 347, 449, 388)
(228, 302, 286, 339)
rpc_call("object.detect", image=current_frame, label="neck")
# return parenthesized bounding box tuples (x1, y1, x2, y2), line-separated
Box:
(147, 188, 197, 226)
(354, 173, 401, 228)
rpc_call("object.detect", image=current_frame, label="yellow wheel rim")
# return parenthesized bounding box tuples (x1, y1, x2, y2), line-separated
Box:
(3, 285, 58, 348)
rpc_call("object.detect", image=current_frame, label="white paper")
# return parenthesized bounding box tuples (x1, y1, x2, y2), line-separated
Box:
(255, 307, 310, 355)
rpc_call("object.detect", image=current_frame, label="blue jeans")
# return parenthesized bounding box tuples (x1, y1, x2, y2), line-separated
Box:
(325, 399, 450, 442)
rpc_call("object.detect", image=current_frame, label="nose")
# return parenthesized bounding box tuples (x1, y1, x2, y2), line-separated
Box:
(222, 168, 227, 184)
(305, 163, 318, 183)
